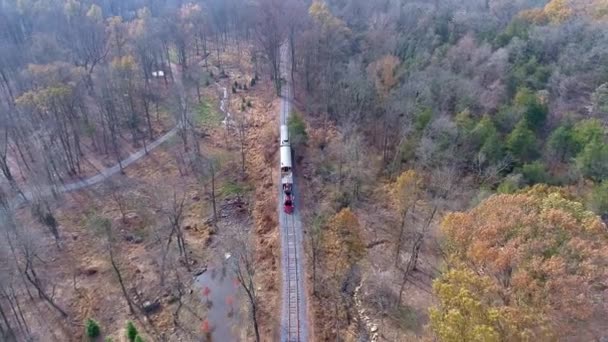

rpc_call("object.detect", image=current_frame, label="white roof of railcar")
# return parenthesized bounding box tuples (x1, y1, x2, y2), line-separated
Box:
(280, 125, 289, 146)
(280, 145, 292, 169)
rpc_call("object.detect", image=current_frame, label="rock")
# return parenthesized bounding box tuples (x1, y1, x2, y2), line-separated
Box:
(165, 295, 178, 304)
(125, 234, 144, 244)
(83, 268, 98, 276)
(370, 325, 378, 333)
(142, 300, 161, 314)
(125, 212, 139, 220)
(194, 267, 207, 277)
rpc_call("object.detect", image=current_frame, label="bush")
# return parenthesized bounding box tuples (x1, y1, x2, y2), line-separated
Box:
(514, 87, 547, 130)
(576, 139, 608, 181)
(250, 78, 256, 87)
(414, 107, 433, 132)
(572, 119, 604, 149)
(246, 100, 252, 107)
(126, 321, 138, 342)
(507, 120, 538, 162)
(497, 174, 522, 194)
(590, 181, 608, 215)
(521, 161, 548, 185)
(85, 319, 101, 338)
(547, 124, 577, 161)
(231, 86, 236, 94)
(288, 111, 308, 148)
(134, 336, 144, 342)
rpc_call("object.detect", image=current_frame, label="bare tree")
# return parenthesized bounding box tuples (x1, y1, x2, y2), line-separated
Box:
(254, 0, 286, 95)
(89, 215, 136, 314)
(235, 106, 248, 178)
(155, 182, 190, 284)
(192, 155, 219, 226)
(228, 227, 261, 342)
(1, 207, 68, 318)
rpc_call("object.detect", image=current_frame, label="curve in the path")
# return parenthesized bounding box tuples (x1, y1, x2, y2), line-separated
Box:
(13, 74, 232, 207)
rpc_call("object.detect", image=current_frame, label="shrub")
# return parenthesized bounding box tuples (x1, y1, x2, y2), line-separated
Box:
(590, 181, 608, 215)
(250, 78, 256, 87)
(507, 120, 538, 162)
(497, 174, 522, 194)
(231, 86, 236, 94)
(522, 161, 548, 185)
(126, 321, 138, 342)
(414, 107, 433, 132)
(572, 119, 604, 149)
(547, 124, 577, 161)
(246, 100, 252, 107)
(514, 87, 547, 130)
(576, 139, 608, 181)
(85, 319, 101, 338)
(134, 336, 144, 342)
(288, 111, 308, 149)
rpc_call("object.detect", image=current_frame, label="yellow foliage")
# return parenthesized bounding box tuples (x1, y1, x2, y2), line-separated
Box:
(309, 1, 350, 35)
(16, 85, 73, 110)
(518, 8, 548, 24)
(544, 0, 573, 23)
(323, 208, 365, 278)
(430, 269, 504, 342)
(111, 55, 136, 72)
(392, 170, 423, 212)
(436, 190, 608, 340)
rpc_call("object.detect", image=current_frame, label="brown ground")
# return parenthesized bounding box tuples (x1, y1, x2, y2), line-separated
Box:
(4, 45, 284, 341)
(293, 113, 444, 341)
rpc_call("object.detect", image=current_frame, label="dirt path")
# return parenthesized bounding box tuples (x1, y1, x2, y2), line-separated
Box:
(11, 63, 228, 209)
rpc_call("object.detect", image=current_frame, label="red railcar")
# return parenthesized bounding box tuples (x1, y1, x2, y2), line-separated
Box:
(283, 194, 294, 214)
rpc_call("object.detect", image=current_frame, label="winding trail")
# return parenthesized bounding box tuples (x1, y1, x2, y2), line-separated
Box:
(13, 74, 232, 207)
(278, 45, 309, 342)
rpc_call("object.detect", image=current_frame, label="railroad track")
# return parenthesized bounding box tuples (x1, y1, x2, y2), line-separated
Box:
(279, 43, 307, 342)
(284, 208, 301, 341)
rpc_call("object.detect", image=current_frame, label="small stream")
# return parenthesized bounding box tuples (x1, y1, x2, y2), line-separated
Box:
(194, 256, 242, 341)
(220, 86, 234, 127)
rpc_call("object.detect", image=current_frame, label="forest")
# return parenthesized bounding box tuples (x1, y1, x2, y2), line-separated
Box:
(1, 0, 608, 341)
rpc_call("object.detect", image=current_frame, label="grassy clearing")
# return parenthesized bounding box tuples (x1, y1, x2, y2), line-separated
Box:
(390, 304, 419, 331)
(196, 99, 222, 127)
(221, 180, 253, 198)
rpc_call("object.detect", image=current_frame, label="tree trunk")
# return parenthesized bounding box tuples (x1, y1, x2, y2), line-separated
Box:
(109, 249, 135, 314)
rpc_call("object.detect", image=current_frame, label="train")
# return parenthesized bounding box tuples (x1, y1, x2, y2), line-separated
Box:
(280, 124, 294, 214)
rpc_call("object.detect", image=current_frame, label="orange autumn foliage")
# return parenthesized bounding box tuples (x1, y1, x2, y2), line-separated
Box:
(323, 208, 365, 281)
(437, 191, 608, 340)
